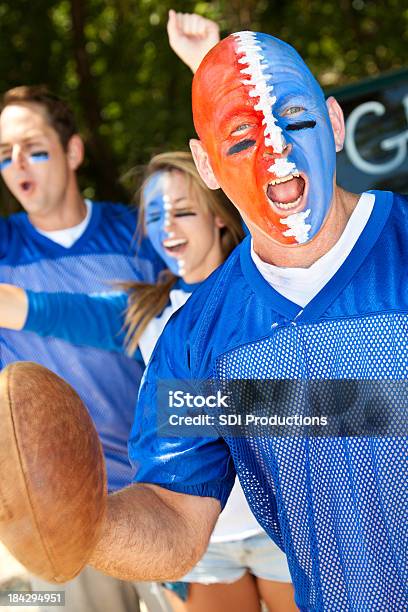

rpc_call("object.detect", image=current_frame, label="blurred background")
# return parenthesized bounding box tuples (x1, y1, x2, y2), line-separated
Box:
(0, 0, 407, 213)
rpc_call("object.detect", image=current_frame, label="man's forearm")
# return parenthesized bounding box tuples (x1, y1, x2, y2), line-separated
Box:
(89, 482, 220, 581)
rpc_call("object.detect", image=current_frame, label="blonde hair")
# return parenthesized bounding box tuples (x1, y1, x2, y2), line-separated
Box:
(122, 151, 244, 355)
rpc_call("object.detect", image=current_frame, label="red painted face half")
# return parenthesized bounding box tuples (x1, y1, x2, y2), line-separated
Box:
(192, 32, 336, 245)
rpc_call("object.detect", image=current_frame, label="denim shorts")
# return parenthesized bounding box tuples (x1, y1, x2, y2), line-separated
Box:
(176, 532, 292, 585)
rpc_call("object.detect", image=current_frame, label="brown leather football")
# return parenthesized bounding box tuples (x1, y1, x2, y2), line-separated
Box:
(0, 361, 107, 583)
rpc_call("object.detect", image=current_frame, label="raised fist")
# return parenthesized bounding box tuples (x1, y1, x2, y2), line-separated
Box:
(167, 10, 220, 73)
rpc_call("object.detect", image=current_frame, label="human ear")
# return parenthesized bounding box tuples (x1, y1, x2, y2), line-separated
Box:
(326, 97, 345, 153)
(214, 215, 226, 229)
(66, 135, 84, 170)
(189, 139, 220, 190)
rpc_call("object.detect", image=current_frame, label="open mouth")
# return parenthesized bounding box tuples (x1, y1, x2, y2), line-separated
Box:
(19, 180, 34, 194)
(162, 238, 188, 256)
(266, 173, 306, 213)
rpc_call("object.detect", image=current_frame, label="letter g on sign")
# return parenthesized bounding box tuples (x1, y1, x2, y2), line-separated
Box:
(345, 97, 408, 175)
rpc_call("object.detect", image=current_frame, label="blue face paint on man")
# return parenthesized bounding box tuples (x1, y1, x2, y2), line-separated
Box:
(29, 151, 49, 163)
(143, 171, 182, 275)
(192, 31, 340, 245)
(0, 151, 49, 172)
(256, 33, 336, 243)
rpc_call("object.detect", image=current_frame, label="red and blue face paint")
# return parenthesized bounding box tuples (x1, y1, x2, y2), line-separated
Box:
(193, 32, 336, 245)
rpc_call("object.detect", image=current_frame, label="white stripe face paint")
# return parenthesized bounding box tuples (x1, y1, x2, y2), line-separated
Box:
(234, 32, 296, 176)
(233, 32, 311, 243)
(162, 193, 185, 275)
(280, 209, 311, 244)
(163, 194, 173, 234)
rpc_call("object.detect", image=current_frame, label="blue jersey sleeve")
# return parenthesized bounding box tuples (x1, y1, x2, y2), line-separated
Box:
(24, 290, 129, 354)
(0, 217, 10, 259)
(129, 314, 236, 509)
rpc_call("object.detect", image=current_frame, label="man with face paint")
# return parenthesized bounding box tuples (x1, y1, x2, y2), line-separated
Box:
(78, 33, 407, 612)
(191, 31, 352, 254)
(0, 86, 165, 612)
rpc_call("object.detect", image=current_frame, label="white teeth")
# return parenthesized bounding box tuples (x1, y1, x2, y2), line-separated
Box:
(269, 173, 300, 186)
(163, 238, 187, 248)
(270, 195, 302, 210)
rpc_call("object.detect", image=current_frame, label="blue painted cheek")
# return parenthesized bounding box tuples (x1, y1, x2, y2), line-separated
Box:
(163, 254, 181, 276)
(146, 222, 180, 275)
(302, 122, 336, 239)
(282, 112, 335, 240)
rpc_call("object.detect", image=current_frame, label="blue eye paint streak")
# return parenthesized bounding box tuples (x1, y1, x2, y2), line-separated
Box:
(0, 158, 12, 171)
(0, 151, 49, 171)
(29, 152, 49, 163)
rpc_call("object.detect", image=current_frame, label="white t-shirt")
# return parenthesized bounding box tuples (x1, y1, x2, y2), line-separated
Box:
(251, 192, 375, 307)
(138, 287, 191, 365)
(210, 480, 263, 543)
(36, 199, 92, 248)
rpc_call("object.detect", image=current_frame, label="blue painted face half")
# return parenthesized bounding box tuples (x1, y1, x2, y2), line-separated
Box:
(257, 33, 336, 243)
(143, 171, 182, 275)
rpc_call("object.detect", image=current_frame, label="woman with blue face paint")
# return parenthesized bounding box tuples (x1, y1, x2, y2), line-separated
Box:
(0, 151, 296, 612)
(121, 152, 240, 362)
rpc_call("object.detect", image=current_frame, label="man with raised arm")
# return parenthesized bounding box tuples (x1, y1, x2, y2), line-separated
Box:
(0, 87, 163, 611)
(85, 32, 407, 611)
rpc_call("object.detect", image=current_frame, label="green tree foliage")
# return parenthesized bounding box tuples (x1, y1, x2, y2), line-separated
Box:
(0, 0, 406, 212)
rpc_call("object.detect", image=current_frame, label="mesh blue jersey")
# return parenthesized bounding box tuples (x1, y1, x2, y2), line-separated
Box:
(129, 191, 408, 611)
(0, 201, 163, 492)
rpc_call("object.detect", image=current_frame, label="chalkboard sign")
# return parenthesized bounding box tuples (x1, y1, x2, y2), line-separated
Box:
(330, 68, 408, 194)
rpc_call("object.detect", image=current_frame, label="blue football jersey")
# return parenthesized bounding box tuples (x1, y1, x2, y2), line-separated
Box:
(0, 201, 163, 492)
(130, 191, 408, 611)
